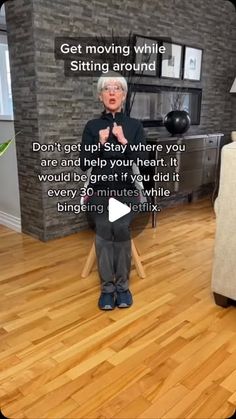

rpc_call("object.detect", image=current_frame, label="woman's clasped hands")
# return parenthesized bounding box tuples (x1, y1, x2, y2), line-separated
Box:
(99, 123, 128, 146)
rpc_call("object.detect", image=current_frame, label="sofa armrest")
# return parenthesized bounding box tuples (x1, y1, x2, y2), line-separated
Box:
(211, 142, 236, 301)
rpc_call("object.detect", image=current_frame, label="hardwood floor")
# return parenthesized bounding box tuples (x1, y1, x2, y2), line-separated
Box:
(1, 198, 236, 418)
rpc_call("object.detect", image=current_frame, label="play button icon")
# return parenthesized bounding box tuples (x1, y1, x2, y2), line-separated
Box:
(108, 197, 131, 222)
(85, 193, 153, 242)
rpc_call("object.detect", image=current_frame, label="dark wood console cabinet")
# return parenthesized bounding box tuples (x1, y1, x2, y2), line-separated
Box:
(143, 133, 224, 227)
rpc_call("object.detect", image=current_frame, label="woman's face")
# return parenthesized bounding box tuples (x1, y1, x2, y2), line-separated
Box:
(99, 80, 127, 114)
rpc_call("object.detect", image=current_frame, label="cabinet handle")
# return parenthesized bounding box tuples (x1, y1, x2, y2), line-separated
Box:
(207, 157, 211, 161)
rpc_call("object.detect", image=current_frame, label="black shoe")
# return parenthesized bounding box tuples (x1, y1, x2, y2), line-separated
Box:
(116, 289, 133, 308)
(98, 292, 115, 310)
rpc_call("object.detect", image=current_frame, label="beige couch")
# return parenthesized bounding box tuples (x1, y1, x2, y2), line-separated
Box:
(212, 141, 236, 307)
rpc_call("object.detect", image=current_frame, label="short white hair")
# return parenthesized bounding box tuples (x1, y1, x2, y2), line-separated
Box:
(97, 71, 128, 93)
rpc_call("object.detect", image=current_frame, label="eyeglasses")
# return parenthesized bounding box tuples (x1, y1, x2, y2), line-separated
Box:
(102, 85, 124, 93)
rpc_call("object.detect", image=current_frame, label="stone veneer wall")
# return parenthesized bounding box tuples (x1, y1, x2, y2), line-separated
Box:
(5, 0, 236, 240)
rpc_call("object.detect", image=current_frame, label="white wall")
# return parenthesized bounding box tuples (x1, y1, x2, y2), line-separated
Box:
(0, 120, 21, 231)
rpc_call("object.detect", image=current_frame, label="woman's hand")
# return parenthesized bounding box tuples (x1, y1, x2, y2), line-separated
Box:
(112, 123, 128, 145)
(99, 126, 110, 145)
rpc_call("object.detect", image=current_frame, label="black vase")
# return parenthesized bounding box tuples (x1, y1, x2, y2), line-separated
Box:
(164, 110, 191, 135)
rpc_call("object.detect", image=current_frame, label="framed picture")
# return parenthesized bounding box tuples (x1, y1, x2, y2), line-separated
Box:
(128, 83, 202, 126)
(134, 35, 159, 77)
(183, 46, 203, 81)
(160, 42, 183, 79)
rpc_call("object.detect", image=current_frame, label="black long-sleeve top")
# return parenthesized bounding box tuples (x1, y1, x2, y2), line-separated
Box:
(80, 111, 146, 191)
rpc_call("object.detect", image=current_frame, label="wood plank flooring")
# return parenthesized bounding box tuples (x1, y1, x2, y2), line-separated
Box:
(1, 198, 236, 418)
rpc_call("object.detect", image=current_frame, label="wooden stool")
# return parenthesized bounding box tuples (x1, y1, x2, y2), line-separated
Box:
(81, 238, 146, 279)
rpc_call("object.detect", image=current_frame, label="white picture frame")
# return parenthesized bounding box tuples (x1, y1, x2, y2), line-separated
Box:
(183, 46, 203, 81)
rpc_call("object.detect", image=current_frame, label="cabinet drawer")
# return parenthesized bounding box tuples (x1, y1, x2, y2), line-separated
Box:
(205, 136, 219, 148)
(204, 148, 217, 165)
(202, 165, 216, 184)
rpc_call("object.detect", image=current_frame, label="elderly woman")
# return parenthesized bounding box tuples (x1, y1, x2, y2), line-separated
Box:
(80, 72, 145, 310)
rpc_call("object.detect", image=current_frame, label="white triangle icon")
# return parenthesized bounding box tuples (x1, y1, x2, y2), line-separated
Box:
(108, 198, 131, 222)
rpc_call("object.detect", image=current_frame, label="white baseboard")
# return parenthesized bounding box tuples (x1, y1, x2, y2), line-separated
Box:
(0, 210, 21, 232)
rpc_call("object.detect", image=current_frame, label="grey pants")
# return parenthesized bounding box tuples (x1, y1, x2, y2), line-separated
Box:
(88, 195, 138, 293)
